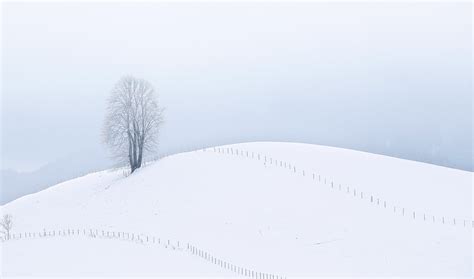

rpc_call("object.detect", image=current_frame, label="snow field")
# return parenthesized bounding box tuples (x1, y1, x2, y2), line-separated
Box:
(2, 142, 472, 277)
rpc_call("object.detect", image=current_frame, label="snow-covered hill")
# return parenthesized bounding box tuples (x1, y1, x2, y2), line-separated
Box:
(1, 142, 472, 277)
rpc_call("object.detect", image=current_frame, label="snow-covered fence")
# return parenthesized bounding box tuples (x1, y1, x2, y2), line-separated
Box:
(209, 146, 473, 230)
(1, 227, 286, 279)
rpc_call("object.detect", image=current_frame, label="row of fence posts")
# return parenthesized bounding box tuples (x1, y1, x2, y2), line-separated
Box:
(187, 243, 284, 279)
(1, 227, 286, 278)
(2, 228, 183, 251)
(149, 144, 221, 165)
(209, 147, 473, 229)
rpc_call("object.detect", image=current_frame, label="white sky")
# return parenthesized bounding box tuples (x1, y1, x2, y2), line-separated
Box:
(1, 1, 472, 171)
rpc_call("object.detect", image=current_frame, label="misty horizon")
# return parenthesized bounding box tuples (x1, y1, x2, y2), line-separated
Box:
(2, 2, 472, 172)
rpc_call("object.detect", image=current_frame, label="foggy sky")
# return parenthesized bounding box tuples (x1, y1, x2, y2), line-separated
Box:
(1, 2, 472, 172)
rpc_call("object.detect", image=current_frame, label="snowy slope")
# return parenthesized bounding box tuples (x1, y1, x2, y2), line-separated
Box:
(1, 142, 472, 277)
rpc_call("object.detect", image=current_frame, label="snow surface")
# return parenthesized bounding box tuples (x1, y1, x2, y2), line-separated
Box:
(1, 142, 472, 277)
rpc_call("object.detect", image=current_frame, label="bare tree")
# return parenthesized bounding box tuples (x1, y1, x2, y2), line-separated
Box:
(0, 214, 13, 240)
(103, 76, 164, 173)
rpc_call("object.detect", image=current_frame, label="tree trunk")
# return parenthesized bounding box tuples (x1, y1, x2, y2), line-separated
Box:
(137, 135, 144, 168)
(128, 131, 137, 173)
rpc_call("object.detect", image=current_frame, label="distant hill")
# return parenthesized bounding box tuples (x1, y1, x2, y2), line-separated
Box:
(1, 148, 113, 205)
